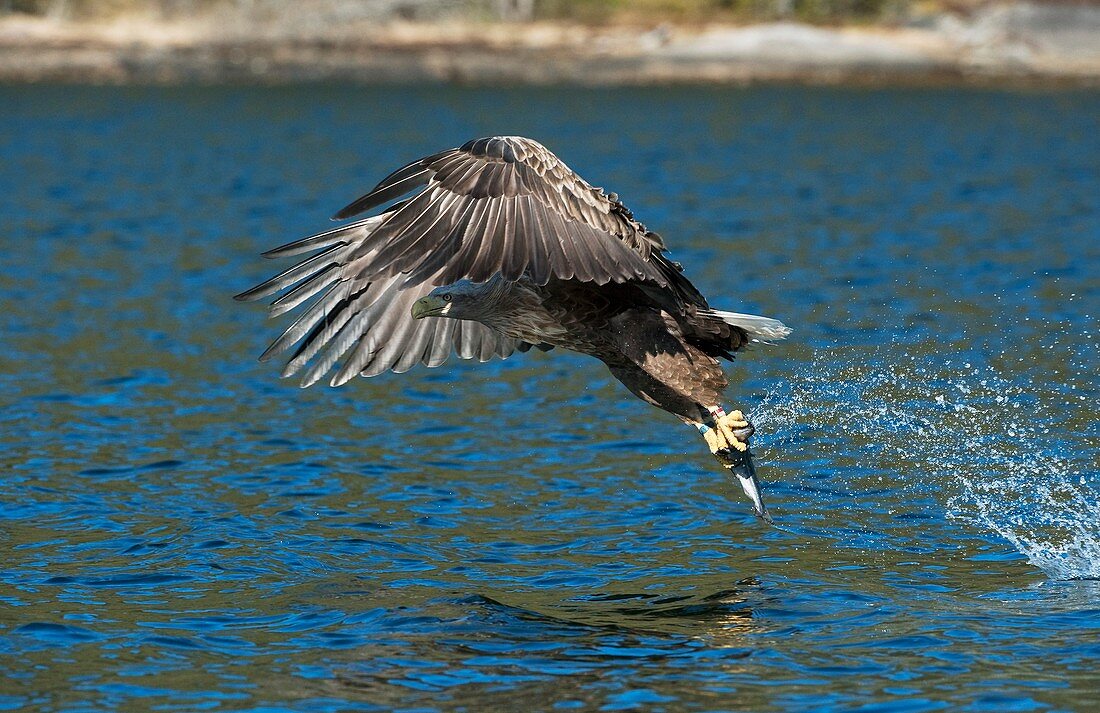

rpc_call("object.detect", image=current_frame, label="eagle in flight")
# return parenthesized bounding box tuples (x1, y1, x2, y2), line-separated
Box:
(236, 136, 790, 522)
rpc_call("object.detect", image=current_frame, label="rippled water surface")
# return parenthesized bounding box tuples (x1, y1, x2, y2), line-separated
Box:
(2, 85, 1098, 711)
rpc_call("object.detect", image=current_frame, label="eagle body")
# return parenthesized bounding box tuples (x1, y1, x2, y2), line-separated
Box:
(426, 275, 746, 422)
(237, 136, 790, 520)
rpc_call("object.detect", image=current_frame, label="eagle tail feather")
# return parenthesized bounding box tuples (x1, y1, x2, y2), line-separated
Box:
(706, 309, 792, 343)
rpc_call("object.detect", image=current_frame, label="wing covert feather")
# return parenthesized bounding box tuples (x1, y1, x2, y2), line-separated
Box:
(330, 136, 668, 289)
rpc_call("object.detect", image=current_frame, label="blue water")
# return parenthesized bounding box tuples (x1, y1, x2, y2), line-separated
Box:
(1, 85, 1098, 711)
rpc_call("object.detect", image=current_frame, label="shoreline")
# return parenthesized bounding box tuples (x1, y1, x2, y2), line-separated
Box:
(2, 7, 1099, 87)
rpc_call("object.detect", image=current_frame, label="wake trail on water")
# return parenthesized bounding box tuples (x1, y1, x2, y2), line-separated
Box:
(750, 350, 1099, 581)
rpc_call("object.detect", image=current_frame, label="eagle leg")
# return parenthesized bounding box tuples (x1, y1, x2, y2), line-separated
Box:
(693, 408, 773, 524)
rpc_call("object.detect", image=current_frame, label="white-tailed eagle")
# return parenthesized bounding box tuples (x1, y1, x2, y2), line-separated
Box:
(236, 136, 790, 521)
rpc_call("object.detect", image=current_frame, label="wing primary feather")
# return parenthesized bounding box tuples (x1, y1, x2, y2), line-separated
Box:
(468, 197, 506, 282)
(476, 324, 498, 362)
(260, 215, 380, 259)
(344, 188, 438, 265)
(268, 263, 342, 317)
(334, 284, 417, 382)
(392, 318, 437, 373)
(330, 327, 383, 386)
(484, 196, 510, 280)
(234, 243, 346, 302)
(424, 317, 456, 367)
(370, 191, 460, 275)
(509, 195, 538, 282)
(259, 282, 349, 362)
(453, 320, 478, 360)
(332, 165, 432, 220)
(546, 209, 588, 281)
(351, 297, 422, 380)
(524, 197, 570, 282)
(557, 215, 600, 283)
(500, 197, 527, 281)
(282, 290, 370, 379)
(575, 222, 625, 285)
(403, 196, 479, 287)
(438, 199, 492, 286)
(296, 306, 378, 387)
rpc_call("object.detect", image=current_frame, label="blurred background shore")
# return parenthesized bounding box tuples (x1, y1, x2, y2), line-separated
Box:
(2, 0, 1098, 85)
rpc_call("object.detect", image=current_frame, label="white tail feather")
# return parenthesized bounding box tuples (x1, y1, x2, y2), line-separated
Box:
(708, 309, 792, 343)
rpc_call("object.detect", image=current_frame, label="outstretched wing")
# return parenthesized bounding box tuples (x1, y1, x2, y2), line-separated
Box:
(328, 135, 673, 287)
(236, 135, 698, 386)
(235, 211, 538, 387)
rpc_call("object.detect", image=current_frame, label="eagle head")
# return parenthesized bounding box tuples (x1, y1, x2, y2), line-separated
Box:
(411, 281, 487, 320)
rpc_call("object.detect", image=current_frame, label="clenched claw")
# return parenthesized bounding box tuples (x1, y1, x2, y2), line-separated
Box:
(717, 410, 754, 453)
(702, 410, 754, 455)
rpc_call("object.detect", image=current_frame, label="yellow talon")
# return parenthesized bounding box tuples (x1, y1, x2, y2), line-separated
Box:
(722, 412, 748, 429)
(708, 410, 753, 454)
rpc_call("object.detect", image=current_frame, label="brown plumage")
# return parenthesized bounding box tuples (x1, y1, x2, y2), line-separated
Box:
(236, 136, 790, 427)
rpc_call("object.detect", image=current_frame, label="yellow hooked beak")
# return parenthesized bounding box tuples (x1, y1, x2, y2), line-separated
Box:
(411, 295, 447, 320)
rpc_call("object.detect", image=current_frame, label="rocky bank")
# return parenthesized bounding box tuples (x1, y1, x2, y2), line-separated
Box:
(1, 3, 1098, 85)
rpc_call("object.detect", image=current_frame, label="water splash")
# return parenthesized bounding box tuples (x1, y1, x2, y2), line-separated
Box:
(752, 350, 1099, 580)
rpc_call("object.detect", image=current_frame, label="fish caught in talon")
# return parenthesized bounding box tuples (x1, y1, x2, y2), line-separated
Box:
(695, 409, 772, 522)
(719, 444, 772, 524)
